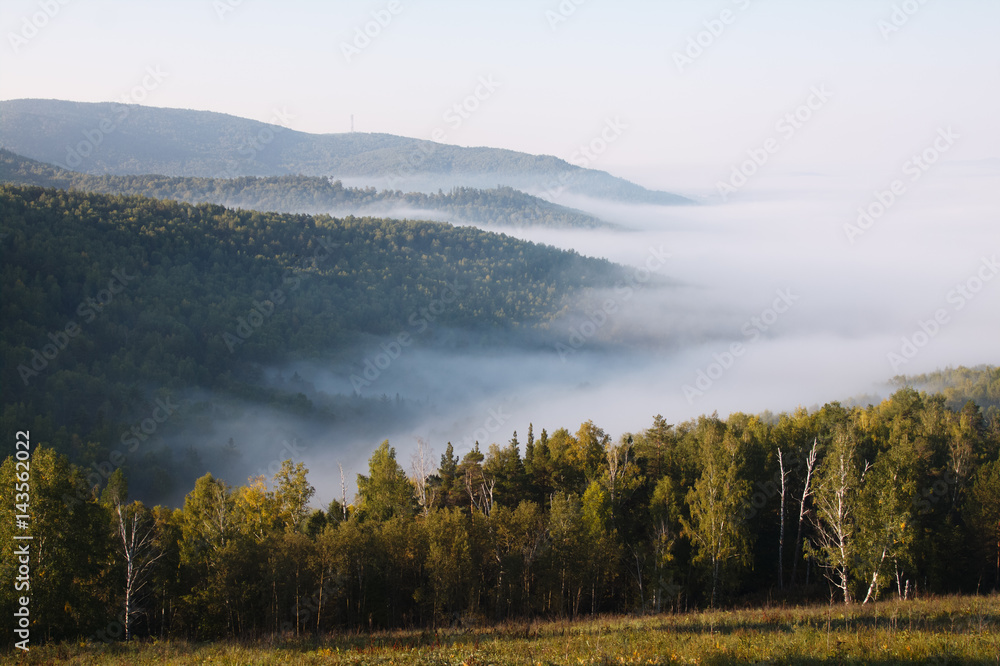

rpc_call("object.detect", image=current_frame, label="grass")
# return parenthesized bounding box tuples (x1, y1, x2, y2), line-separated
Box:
(4, 594, 999, 665)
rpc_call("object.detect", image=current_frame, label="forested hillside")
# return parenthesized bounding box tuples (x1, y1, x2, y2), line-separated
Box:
(0, 149, 611, 229)
(0, 185, 627, 483)
(0, 99, 691, 204)
(2, 385, 998, 642)
(894, 366, 1000, 419)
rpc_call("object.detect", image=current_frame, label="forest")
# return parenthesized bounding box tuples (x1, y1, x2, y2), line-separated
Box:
(1, 374, 999, 644)
(0, 149, 610, 229)
(0, 184, 635, 501)
(2, 164, 997, 653)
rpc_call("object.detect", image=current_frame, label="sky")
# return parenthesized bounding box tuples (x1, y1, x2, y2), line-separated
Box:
(2, 0, 999, 196)
(3, 0, 999, 501)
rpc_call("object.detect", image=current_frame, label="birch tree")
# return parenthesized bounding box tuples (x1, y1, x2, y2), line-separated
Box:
(791, 439, 818, 588)
(808, 433, 856, 604)
(680, 430, 751, 607)
(411, 438, 435, 515)
(777, 447, 789, 590)
(103, 471, 163, 641)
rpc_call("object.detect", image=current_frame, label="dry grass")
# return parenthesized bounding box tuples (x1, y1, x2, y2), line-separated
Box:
(4, 593, 999, 664)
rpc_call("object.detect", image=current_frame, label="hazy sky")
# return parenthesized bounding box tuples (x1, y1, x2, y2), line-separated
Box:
(2, 0, 998, 194)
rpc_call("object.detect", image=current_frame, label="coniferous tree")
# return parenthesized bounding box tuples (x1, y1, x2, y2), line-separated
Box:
(356, 441, 416, 522)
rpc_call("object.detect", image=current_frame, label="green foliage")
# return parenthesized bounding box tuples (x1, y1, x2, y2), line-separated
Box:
(680, 426, 752, 606)
(893, 365, 1000, 420)
(424, 508, 475, 617)
(581, 481, 623, 612)
(274, 460, 315, 531)
(356, 441, 417, 521)
(482, 436, 527, 509)
(0, 446, 111, 642)
(0, 183, 626, 497)
(2, 384, 1000, 644)
(966, 458, 1000, 590)
(0, 149, 612, 229)
(544, 491, 588, 616)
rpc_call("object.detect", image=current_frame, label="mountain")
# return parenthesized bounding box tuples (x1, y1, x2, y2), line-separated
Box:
(0, 183, 631, 495)
(0, 98, 691, 205)
(1, 183, 625, 390)
(0, 149, 612, 229)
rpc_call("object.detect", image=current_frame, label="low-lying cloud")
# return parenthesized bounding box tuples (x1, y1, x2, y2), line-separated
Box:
(133, 165, 999, 509)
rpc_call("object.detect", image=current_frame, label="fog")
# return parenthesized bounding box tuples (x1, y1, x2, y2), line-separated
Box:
(135, 163, 998, 508)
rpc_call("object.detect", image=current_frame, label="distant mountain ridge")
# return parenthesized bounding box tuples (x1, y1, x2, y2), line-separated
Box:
(0, 98, 691, 205)
(0, 149, 613, 229)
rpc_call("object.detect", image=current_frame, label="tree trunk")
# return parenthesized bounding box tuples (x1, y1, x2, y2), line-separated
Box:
(633, 551, 645, 612)
(778, 448, 788, 590)
(295, 574, 301, 636)
(862, 544, 888, 604)
(839, 565, 851, 605)
(711, 556, 719, 608)
(792, 440, 818, 588)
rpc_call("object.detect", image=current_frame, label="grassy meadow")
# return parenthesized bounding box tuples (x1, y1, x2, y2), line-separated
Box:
(4, 594, 999, 665)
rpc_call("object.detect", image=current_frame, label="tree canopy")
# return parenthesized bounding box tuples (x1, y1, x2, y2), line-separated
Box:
(3, 385, 998, 643)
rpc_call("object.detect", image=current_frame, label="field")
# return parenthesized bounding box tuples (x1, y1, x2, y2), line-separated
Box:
(4, 594, 999, 665)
